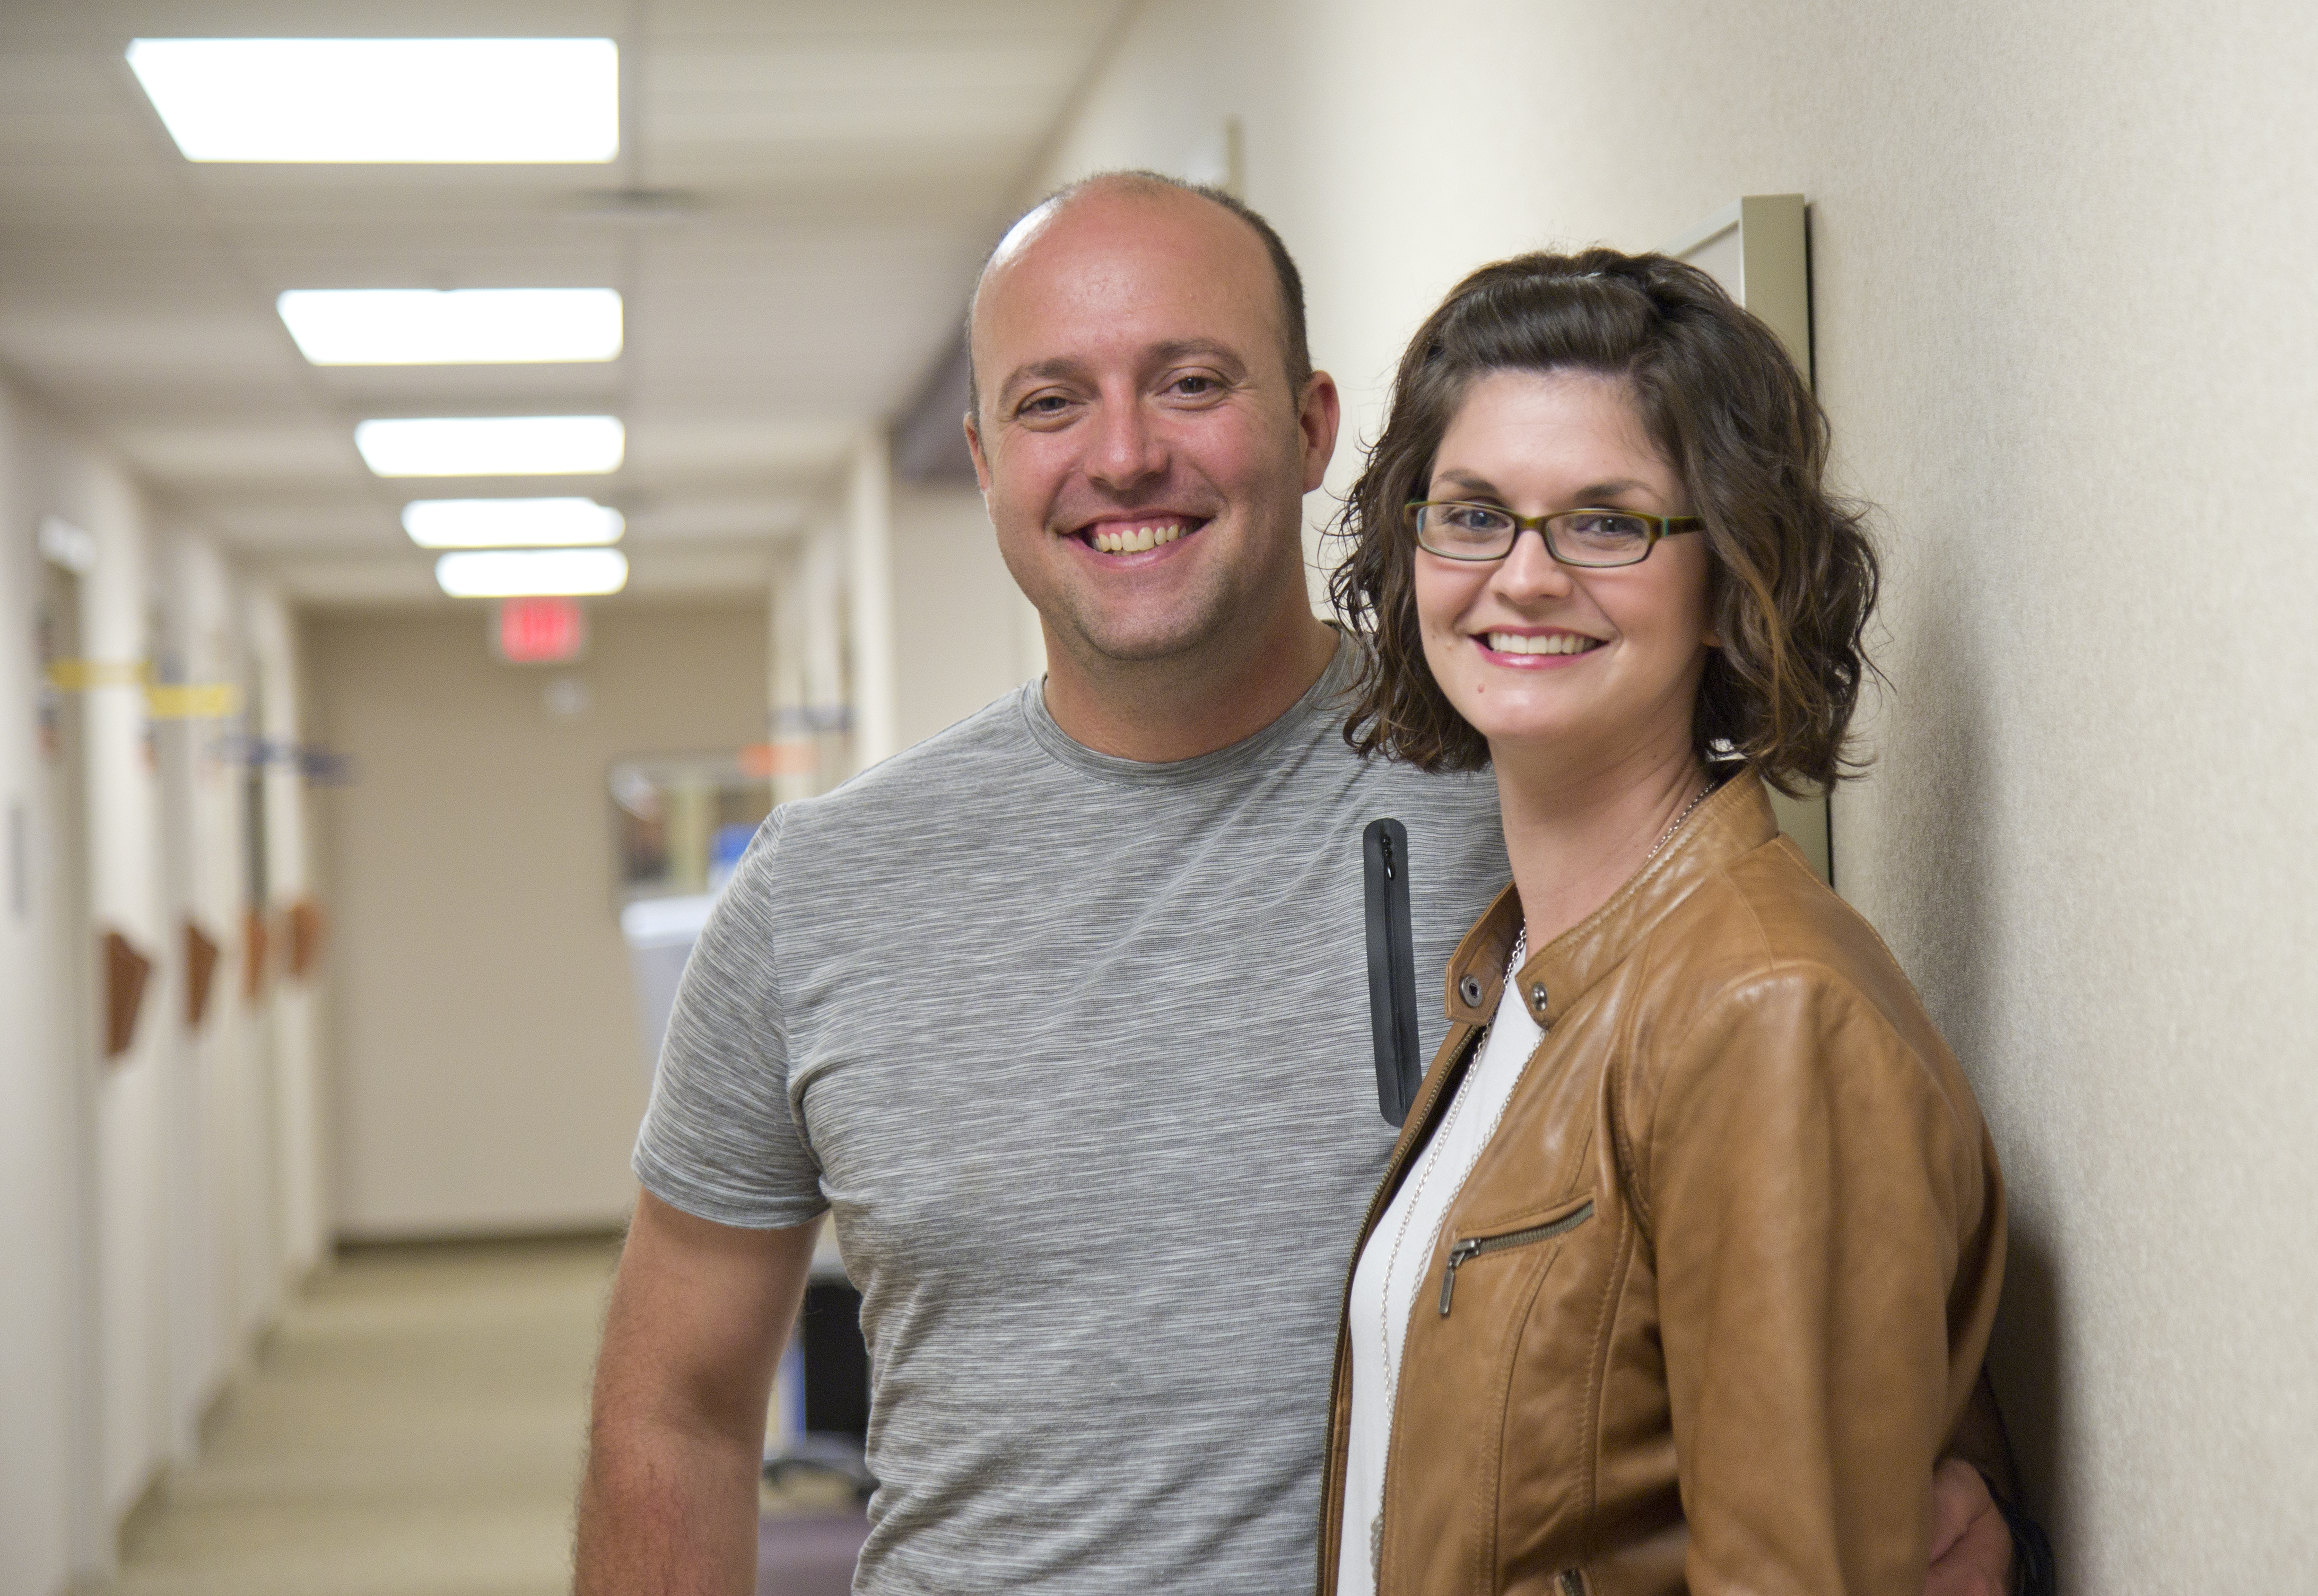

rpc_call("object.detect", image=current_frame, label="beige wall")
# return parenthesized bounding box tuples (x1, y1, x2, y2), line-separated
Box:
(891, 484, 1046, 751)
(0, 374, 312, 1589)
(309, 602, 768, 1239)
(245, 583, 329, 1282)
(0, 385, 81, 1596)
(1037, 0, 2318, 1582)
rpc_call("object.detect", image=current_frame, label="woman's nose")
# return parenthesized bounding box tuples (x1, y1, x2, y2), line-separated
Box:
(1490, 525, 1576, 602)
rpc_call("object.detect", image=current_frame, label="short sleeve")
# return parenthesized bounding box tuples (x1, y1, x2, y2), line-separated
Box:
(631, 810, 831, 1230)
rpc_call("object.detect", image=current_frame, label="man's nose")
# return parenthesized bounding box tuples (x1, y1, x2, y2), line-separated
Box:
(1083, 393, 1168, 493)
(1490, 525, 1577, 602)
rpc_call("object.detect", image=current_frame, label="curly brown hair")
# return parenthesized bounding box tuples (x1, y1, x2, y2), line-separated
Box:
(1329, 248, 1878, 795)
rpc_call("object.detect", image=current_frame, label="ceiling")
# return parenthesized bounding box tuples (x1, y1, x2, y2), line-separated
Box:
(0, 0, 1133, 601)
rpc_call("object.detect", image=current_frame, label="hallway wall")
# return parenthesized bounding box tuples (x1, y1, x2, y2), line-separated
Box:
(891, 485, 1045, 751)
(246, 584, 329, 1284)
(0, 375, 320, 1594)
(309, 603, 769, 1240)
(0, 385, 79, 1596)
(1035, 0, 2318, 1583)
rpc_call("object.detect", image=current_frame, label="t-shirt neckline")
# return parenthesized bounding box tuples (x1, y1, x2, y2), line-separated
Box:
(1017, 633, 1357, 789)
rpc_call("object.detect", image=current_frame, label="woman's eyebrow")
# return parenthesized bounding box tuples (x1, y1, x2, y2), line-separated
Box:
(1429, 468, 1658, 503)
(1569, 479, 1655, 503)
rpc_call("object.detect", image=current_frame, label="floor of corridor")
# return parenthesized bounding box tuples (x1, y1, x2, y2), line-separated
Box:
(98, 1236, 619, 1596)
(96, 1234, 870, 1596)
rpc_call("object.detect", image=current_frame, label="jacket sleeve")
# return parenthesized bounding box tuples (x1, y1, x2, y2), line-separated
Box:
(1632, 963, 1999, 1596)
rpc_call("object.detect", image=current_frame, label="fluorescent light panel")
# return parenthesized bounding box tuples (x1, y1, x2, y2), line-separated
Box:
(436, 549, 628, 598)
(404, 497, 624, 548)
(355, 416, 624, 477)
(125, 38, 618, 164)
(280, 288, 621, 365)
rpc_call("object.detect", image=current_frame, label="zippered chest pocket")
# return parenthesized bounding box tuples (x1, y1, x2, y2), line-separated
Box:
(1439, 1197, 1596, 1315)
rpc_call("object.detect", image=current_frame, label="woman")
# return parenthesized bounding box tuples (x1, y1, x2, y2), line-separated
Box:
(1322, 250, 2006, 1596)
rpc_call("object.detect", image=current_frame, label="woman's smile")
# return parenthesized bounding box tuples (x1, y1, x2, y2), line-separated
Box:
(1474, 627, 1605, 663)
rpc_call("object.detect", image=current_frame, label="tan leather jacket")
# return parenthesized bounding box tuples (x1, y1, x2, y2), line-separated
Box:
(1320, 775, 2006, 1596)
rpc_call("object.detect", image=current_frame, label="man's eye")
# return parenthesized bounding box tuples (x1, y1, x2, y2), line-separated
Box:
(1016, 394, 1072, 418)
(1169, 374, 1219, 396)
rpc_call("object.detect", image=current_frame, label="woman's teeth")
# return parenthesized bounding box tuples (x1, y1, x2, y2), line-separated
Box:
(1089, 524, 1186, 554)
(1487, 631, 1601, 656)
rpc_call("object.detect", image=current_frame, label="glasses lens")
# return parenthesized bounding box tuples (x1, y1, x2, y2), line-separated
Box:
(1550, 511, 1654, 566)
(1416, 502, 1515, 558)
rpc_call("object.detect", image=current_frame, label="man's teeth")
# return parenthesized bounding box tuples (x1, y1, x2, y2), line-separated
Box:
(1487, 631, 1601, 656)
(1089, 524, 1187, 554)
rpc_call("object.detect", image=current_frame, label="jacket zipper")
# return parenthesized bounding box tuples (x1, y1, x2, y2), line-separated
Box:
(1438, 1199, 1595, 1315)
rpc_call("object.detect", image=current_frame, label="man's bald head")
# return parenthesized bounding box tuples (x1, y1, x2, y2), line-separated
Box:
(967, 172, 1311, 420)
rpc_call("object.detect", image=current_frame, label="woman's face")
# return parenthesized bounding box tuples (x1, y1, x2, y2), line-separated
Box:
(1414, 368, 1715, 775)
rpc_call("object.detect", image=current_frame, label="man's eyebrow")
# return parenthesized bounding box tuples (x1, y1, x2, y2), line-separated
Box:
(994, 357, 1090, 404)
(1147, 338, 1247, 370)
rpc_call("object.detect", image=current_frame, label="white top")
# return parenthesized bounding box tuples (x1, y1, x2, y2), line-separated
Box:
(1337, 971, 1544, 1596)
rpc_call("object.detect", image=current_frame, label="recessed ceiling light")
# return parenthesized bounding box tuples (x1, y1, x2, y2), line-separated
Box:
(125, 38, 618, 164)
(280, 289, 622, 365)
(436, 548, 628, 598)
(355, 416, 624, 477)
(403, 497, 625, 548)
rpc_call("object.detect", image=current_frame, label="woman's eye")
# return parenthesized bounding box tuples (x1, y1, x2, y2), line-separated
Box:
(1445, 506, 1507, 531)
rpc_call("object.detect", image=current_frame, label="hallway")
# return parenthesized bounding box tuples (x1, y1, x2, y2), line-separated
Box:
(0, 5, 2311, 1591)
(99, 1238, 616, 1596)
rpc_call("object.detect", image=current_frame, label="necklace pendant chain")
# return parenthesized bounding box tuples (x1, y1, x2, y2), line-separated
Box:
(1645, 778, 1717, 861)
(1377, 777, 1712, 1398)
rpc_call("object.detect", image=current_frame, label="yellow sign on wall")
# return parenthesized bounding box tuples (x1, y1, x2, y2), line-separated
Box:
(43, 658, 242, 719)
(146, 683, 242, 720)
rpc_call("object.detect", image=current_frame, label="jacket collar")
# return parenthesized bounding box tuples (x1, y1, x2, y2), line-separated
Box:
(1441, 770, 1782, 1032)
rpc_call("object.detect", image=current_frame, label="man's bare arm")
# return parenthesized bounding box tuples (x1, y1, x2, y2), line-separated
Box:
(575, 1191, 819, 1596)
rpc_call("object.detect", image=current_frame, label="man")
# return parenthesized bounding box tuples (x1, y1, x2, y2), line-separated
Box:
(575, 173, 2026, 1594)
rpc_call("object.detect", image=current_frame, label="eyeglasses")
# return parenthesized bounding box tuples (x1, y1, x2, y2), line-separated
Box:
(1405, 501, 1705, 567)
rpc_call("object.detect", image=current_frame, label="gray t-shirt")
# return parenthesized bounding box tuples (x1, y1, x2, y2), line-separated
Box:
(634, 642, 1507, 1594)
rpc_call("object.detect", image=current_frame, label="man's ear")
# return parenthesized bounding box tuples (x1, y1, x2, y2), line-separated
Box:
(964, 410, 992, 499)
(1298, 370, 1342, 493)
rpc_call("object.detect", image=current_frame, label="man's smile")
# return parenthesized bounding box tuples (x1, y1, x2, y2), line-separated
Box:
(1069, 513, 1207, 557)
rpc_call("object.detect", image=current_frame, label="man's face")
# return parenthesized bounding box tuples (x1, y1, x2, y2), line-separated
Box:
(966, 187, 1336, 670)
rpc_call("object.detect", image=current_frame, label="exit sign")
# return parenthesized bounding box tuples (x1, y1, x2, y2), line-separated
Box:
(495, 597, 587, 663)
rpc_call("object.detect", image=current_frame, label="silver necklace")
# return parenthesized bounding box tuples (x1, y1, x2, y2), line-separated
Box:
(1645, 777, 1718, 861)
(1365, 785, 1708, 1577)
(1377, 781, 1710, 1400)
